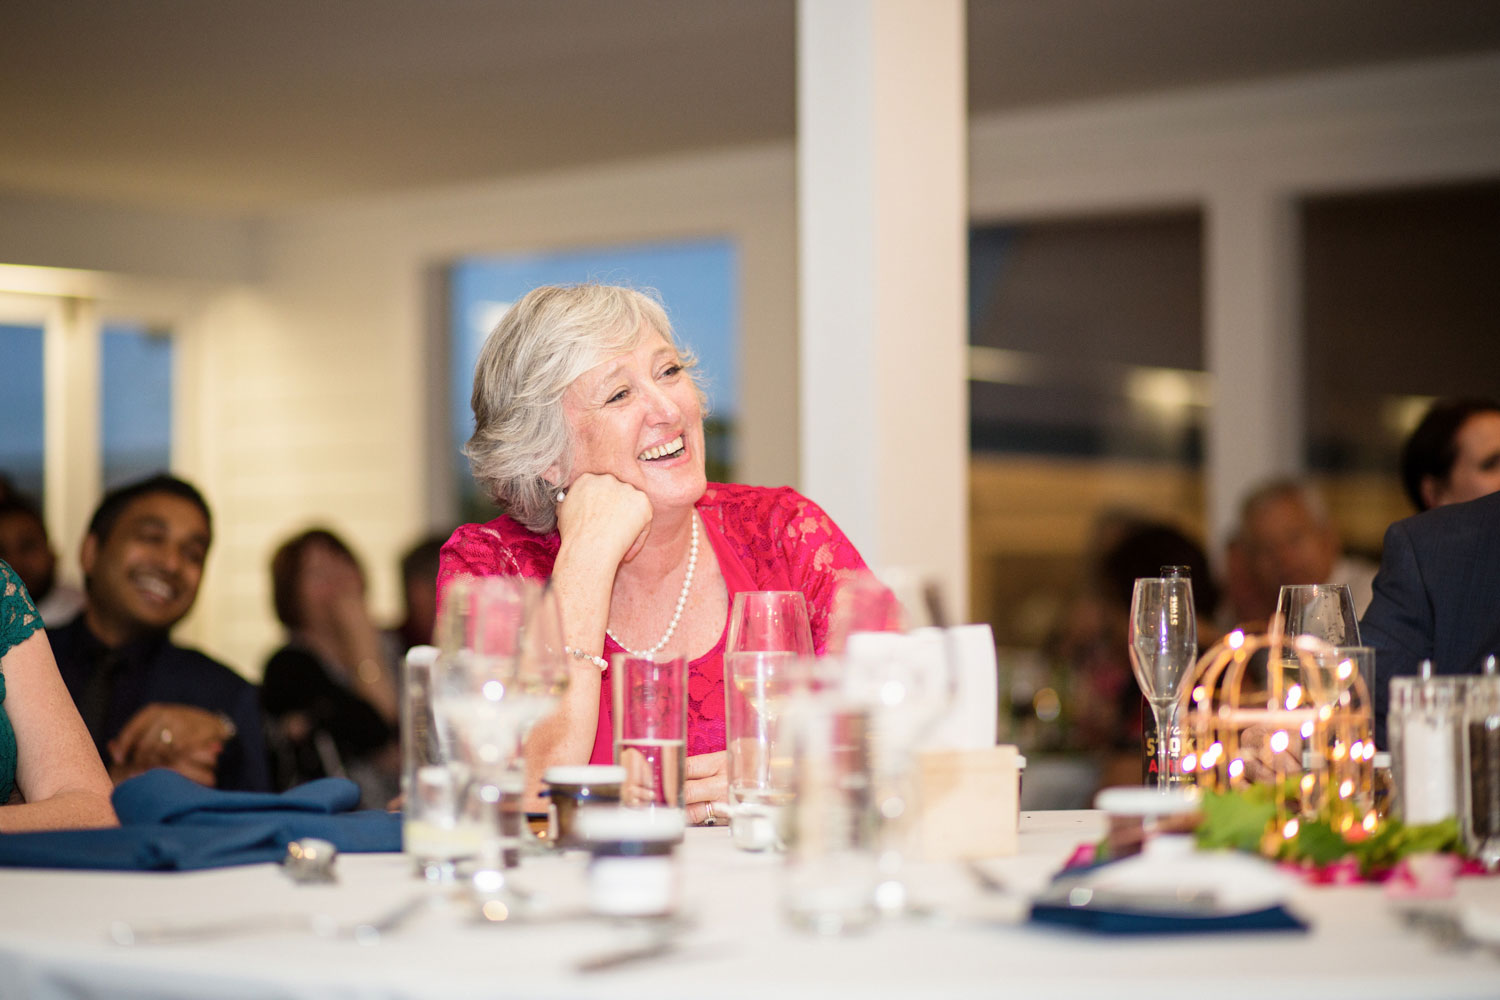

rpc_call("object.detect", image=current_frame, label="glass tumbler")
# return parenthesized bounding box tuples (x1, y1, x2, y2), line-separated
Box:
(612, 654, 688, 812)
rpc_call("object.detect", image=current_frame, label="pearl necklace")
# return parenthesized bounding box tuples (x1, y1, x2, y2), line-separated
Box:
(607, 514, 699, 657)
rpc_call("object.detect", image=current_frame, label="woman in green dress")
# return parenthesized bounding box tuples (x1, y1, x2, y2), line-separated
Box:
(0, 559, 115, 830)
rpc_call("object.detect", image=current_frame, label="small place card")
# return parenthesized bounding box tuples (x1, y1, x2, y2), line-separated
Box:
(915, 744, 1020, 860)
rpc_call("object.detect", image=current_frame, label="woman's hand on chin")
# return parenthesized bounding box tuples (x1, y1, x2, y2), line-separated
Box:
(556, 473, 653, 566)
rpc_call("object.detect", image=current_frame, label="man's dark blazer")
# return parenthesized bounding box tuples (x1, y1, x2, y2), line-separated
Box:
(1362, 489, 1500, 747)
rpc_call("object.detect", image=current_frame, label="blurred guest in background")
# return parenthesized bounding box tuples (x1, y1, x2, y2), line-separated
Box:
(0, 558, 116, 830)
(1399, 396, 1500, 513)
(1228, 478, 1376, 626)
(0, 496, 85, 626)
(49, 474, 270, 791)
(1362, 490, 1500, 747)
(388, 534, 446, 656)
(262, 528, 398, 806)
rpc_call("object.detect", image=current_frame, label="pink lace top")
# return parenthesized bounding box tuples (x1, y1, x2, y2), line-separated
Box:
(436, 483, 870, 763)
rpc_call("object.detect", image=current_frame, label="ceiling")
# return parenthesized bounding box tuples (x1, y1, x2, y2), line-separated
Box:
(3, 0, 1499, 213)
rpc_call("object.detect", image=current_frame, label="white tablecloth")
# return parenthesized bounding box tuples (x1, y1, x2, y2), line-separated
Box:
(0, 811, 1496, 1000)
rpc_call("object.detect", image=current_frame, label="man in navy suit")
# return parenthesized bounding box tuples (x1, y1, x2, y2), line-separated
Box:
(1362, 489, 1500, 747)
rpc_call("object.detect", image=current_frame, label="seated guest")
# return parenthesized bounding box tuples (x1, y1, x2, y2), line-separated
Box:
(1229, 478, 1377, 624)
(262, 528, 398, 805)
(1361, 490, 1500, 748)
(388, 534, 446, 655)
(48, 474, 271, 791)
(0, 559, 116, 830)
(439, 284, 871, 826)
(0, 496, 86, 626)
(1399, 396, 1500, 512)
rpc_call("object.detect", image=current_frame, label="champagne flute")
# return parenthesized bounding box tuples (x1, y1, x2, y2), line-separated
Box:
(1129, 575, 1197, 792)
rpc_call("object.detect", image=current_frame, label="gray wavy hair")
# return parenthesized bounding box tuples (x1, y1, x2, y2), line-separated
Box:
(464, 283, 701, 534)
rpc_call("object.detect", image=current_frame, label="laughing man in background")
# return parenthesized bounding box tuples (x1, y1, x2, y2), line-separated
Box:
(47, 474, 270, 791)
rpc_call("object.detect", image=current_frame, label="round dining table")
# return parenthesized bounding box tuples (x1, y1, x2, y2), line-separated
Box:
(0, 810, 1495, 999)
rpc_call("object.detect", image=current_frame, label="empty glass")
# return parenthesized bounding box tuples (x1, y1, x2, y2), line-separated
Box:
(1128, 575, 1198, 791)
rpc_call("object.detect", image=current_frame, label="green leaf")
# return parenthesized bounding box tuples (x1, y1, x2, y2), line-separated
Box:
(1196, 789, 1276, 853)
(1292, 820, 1349, 866)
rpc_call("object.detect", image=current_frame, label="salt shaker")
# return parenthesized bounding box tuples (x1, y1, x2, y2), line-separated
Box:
(1388, 662, 1467, 825)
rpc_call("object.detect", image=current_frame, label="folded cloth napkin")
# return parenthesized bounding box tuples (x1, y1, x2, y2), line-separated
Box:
(1029, 900, 1307, 935)
(0, 770, 401, 871)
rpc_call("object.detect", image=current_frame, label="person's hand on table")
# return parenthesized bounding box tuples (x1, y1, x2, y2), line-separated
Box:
(685, 750, 728, 826)
(108, 702, 233, 787)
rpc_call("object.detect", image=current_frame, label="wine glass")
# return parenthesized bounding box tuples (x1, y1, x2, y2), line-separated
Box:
(1128, 575, 1198, 792)
(433, 576, 569, 910)
(1276, 583, 1360, 647)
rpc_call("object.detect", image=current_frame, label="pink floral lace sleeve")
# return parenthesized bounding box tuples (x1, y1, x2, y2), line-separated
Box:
(436, 517, 560, 614)
(699, 484, 870, 653)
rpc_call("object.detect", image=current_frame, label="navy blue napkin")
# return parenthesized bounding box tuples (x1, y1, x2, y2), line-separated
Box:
(1029, 900, 1307, 935)
(0, 769, 401, 871)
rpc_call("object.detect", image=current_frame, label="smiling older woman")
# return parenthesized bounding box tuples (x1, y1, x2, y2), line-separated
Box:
(437, 284, 870, 825)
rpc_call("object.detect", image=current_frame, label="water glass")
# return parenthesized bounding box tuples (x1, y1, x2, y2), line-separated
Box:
(402, 644, 481, 880)
(725, 649, 800, 850)
(612, 654, 688, 811)
(783, 695, 879, 934)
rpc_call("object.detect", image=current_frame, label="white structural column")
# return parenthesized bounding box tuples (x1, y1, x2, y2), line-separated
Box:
(43, 296, 102, 565)
(797, 0, 969, 614)
(1204, 185, 1302, 548)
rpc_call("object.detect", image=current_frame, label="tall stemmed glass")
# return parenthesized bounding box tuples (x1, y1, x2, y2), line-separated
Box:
(433, 576, 569, 911)
(1128, 575, 1197, 791)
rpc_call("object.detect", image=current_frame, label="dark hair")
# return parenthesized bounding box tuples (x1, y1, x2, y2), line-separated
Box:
(0, 495, 46, 533)
(87, 473, 212, 545)
(1098, 522, 1221, 621)
(1400, 397, 1500, 512)
(271, 528, 362, 629)
(400, 535, 446, 587)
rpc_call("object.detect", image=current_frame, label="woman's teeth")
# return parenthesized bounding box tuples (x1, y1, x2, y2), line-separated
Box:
(638, 436, 685, 461)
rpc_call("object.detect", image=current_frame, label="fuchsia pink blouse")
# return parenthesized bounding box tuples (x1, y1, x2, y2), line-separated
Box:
(436, 483, 869, 764)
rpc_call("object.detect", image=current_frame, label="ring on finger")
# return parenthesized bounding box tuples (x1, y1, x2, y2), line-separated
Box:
(705, 801, 716, 824)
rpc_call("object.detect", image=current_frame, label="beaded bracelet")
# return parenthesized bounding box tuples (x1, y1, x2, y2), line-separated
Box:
(565, 646, 609, 671)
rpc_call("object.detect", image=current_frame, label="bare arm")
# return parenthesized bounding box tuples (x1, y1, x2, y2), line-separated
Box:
(520, 474, 652, 793)
(0, 631, 116, 832)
